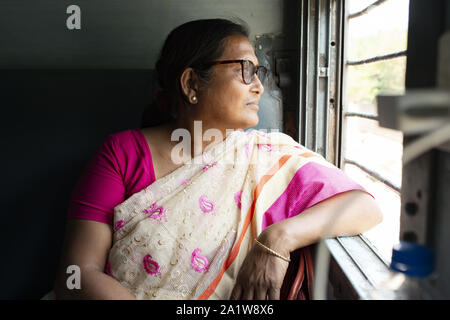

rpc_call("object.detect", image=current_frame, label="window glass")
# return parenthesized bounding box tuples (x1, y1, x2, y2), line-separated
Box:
(346, 57, 407, 112)
(343, 0, 410, 262)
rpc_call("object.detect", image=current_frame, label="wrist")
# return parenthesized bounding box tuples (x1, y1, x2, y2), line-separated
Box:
(260, 215, 320, 254)
(258, 223, 294, 258)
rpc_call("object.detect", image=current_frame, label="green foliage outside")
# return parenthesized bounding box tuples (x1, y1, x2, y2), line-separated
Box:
(346, 29, 408, 105)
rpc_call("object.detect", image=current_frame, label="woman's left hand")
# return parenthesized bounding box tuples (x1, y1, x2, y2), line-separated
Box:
(229, 228, 291, 300)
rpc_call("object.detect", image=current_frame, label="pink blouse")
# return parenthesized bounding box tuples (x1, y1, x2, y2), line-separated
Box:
(67, 129, 156, 225)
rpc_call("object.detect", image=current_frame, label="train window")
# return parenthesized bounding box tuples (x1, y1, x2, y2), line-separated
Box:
(341, 0, 410, 262)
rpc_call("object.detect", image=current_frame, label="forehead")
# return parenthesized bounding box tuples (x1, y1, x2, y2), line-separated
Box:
(220, 35, 258, 65)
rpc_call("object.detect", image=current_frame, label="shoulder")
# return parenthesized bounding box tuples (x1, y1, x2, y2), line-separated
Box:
(105, 129, 139, 145)
(94, 129, 146, 168)
(101, 129, 145, 153)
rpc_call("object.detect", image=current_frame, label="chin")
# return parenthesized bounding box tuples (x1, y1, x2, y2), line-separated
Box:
(249, 115, 259, 127)
(227, 114, 259, 131)
(241, 117, 259, 130)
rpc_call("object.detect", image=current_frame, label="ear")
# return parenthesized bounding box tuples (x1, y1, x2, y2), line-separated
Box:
(180, 68, 199, 104)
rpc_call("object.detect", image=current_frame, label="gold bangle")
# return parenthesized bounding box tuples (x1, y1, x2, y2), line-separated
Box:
(254, 239, 291, 263)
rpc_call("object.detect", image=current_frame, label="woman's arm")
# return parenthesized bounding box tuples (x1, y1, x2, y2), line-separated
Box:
(262, 189, 383, 257)
(230, 189, 383, 300)
(53, 219, 136, 300)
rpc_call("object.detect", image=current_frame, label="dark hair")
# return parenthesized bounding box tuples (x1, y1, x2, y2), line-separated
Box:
(141, 18, 249, 127)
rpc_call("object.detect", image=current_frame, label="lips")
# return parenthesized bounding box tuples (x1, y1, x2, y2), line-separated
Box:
(246, 102, 259, 110)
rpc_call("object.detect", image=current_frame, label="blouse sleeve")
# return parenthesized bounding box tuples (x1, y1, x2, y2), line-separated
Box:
(67, 134, 125, 225)
(262, 156, 375, 228)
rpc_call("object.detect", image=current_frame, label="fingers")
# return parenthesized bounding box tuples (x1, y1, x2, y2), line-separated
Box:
(230, 286, 260, 300)
(241, 288, 254, 300)
(254, 287, 268, 300)
(229, 242, 288, 301)
(231, 286, 277, 300)
(267, 288, 280, 300)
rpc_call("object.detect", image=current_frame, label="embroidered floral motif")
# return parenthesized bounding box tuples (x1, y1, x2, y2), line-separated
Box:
(114, 219, 125, 231)
(234, 190, 243, 209)
(142, 202, 158, 215)
(202, 161, 217, 172)
(191, 248, 209, 273)
(151, 207, 165, 219)
(180, 179, 189, 185)
(198, 195, 215, 213)
(143, 254, 161, 276)
(143, 202, 168, 222)
(257, 143, 274, 152)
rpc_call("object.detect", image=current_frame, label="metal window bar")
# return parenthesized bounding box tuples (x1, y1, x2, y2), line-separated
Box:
(342, 0, 405, 197)
(344, 112, 379, 121)
(335, 237, 377, 287)
(344, 158, 401, 193)
(315, 0, 332, 158)
(348, 0, 390, 20)
(358, 234, 390, 267)
(346, 50, 408, 67)
(299, 0, 337, 162)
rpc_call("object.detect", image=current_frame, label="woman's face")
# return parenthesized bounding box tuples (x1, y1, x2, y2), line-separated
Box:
(197, 35, 264, 130)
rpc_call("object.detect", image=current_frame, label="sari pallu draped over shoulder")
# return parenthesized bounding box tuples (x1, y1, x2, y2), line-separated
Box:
(107, 129, 369, 300)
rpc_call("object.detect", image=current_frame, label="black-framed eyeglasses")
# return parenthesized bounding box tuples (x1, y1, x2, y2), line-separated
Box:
(209, 59, 268, 85)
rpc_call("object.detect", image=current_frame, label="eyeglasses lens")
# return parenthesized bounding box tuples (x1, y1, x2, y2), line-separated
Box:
(256, 67, 266, 84)
(243, 60, 266, 84)
(243, 60, 252, 84)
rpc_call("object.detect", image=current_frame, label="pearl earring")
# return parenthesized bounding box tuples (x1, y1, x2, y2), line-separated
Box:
(192, 96, 197, 103)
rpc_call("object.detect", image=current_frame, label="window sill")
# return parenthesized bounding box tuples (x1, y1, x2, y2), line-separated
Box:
(325, 235, 392, 300)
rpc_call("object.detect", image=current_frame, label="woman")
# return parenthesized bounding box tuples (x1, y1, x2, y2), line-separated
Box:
(52, 19, 382, 300)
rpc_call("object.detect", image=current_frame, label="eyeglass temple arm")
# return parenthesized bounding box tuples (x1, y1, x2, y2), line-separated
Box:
(210, 60, 245, 66)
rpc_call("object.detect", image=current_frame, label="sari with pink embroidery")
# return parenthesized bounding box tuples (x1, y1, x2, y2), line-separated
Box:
(106, 129, 369, 300)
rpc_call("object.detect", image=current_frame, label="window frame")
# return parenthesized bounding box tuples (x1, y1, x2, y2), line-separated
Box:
(297, 0, 408, 299)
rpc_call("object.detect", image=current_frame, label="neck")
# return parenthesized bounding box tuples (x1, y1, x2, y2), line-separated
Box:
(163, 116, 240, 160)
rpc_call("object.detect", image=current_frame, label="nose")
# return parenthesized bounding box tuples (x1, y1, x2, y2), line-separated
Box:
(251, 74, 264, 95)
